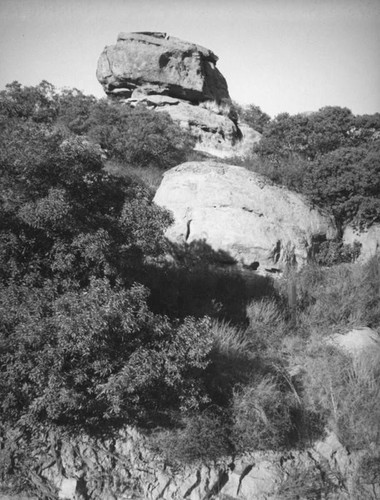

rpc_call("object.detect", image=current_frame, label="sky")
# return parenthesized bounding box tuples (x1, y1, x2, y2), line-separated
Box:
(0, 0, 379, 117)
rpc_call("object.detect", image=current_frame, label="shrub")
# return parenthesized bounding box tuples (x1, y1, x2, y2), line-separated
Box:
(314, 239, 362, 266)
(153, 409, 233, 464)
(87, 101, 195, 169)
(245, 298, 287, 352)
(301, 343, 380, 449)
(232, 376, 297, 452)
(285, 257, 380, 333)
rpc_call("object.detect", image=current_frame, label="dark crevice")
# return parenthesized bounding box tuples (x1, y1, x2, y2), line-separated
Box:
(184, 470, 201, 497)
(185, 219, 192, 241)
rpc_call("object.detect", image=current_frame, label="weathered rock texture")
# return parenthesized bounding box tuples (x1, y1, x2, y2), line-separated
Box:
(331, 327, 380, 358)
(343, 223, 380, 262)
(153, 162, 338, 269)
(97, 32, 229, 103)
(2, 427, 377, 500)
(97, 32, 259, 159)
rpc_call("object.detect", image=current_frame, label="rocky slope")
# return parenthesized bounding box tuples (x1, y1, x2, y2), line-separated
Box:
(1, 427, 373, 500)
(154, 161, 338, 270)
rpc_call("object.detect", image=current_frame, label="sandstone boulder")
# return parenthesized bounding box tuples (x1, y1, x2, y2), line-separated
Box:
(343, 223, 380, 262)
(97, 32, 230, 103)
(153, 162, 338, 269)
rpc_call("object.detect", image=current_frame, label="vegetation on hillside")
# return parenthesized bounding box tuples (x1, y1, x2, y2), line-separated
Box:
(242, 105, 380, 230)
(0, 82, 379, 498)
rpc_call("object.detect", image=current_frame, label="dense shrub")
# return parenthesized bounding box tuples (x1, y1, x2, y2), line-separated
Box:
(313, 239, 362, 266)
(232, 376, 297, 452)
(86, 100, 195, 169)
(247, 106, 380, 228)
(303, 141, 380, 227)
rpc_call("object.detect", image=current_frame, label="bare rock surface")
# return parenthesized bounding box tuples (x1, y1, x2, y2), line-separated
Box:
(331, 327, 380, 358)
(153, 162, 338, 269)
(343, 223, 380, 262)
(3, 426, 376, 500)
(124, 96, 260, 158)
(97, 32, 230, 103)
(97, 32, 260, 159)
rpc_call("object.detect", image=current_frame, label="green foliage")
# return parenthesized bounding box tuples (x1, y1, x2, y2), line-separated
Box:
(314, 239, 362, 266)
(86, 100, 195, 169)
(247, 106, 380, 228)
(57, 87, 97, 135)
(257, 106, 356, 161)
(232, 376, 297, 452)
(290, 257, 380, 331)
(153, 409, 233, 464)
(233, 102, 271, 133)
(0, 80, 59, 124)
(301, 344, 380, 449)
(303, 141, 380, 227)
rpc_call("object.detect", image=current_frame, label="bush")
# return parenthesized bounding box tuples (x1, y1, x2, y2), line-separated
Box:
(285, 257, 380, 333)
(301, 343, 380, 450)
(87, 101, 195, 169)
(314, 239, 362, 266)
(153, 409, 233, 464)
(232, 376, 297, 452)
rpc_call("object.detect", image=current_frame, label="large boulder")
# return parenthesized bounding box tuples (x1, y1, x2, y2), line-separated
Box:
(97, 32, 230, 103)
(153, 162, 338, 269)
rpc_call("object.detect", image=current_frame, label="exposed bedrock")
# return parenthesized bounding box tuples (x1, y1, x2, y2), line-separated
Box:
(96, 32, 230, 103)
(153, 162, 338, 270)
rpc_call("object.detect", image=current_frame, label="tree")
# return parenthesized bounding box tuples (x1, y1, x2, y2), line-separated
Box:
(0, 80, 59, 124)
(304, 141, 380, 227)
(256, 106, 355, 161)
(239, 103, 271, 133)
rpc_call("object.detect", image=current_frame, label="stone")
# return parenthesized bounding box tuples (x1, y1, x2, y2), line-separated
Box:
(156, 101, 261, 159)
(343, 223, 380, 262)
(153, 161, 338, 269)
(58, 477, 77, 499)
(330, 327, 380, 358)
(97, 32, 230, 103)
(120, 94, 260, 159)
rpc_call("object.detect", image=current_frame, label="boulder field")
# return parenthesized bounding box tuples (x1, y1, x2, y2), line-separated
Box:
(153, 161, 338, 270)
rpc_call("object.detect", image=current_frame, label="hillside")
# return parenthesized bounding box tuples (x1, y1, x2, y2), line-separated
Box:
(0, 34, 379, 500)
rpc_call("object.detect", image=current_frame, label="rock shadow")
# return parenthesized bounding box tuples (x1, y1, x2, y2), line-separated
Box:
(138, 239, 276, 325)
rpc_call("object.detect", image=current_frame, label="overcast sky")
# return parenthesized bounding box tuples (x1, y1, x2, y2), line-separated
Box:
(0, 0, 379, 117)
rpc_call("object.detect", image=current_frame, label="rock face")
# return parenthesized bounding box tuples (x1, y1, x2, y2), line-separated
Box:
(4, 427, 376, 500)
(97, 32, 230, 103)
(97, 32, 259, 159)
(153, 162, 338, 269)
(343, 223, 380, 262)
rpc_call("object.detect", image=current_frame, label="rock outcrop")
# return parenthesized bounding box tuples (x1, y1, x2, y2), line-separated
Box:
(97, 32, 259, 159)
(97, 32, 229, 103)
(343, 223, 380, 262)
(153, 161, 338, 270)
(3, 427, 376, 500)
